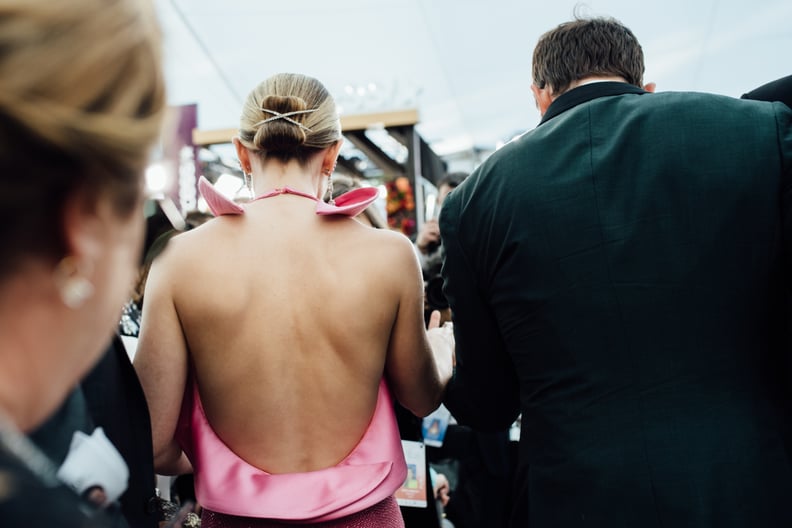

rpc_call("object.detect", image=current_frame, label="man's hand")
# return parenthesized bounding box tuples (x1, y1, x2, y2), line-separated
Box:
(416, 219, 441, 254)
(427, 309, 455, 377)
(433, 472, 451, 506)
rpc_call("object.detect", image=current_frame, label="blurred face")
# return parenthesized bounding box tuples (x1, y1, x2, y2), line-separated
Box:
(27, 185, 148, 431)
(437, 183, 455, 208)
(72, 191, 146, 375)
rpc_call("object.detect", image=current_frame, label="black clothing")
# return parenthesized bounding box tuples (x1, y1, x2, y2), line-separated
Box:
(82, 335, 159, 528)
(741, 74, 792, 107)
(441, 83, 792, 527)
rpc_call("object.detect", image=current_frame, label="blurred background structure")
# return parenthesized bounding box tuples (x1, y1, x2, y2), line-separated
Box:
(150, 0, 791, 231)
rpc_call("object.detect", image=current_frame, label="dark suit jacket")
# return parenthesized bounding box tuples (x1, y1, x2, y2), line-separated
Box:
(742, 74, 792, 108)
(0, 447, 114, 527)
(82, 335, 159, 528)
(28, 335, 156, 528)
(428, 425, 513, 528)
(440, 82, 792, 527)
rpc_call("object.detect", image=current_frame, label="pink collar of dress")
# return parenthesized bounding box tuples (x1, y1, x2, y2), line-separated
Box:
(198, 175, 378, 217)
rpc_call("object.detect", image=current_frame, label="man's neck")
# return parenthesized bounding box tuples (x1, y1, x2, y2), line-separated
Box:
(564, 76, 628, 93)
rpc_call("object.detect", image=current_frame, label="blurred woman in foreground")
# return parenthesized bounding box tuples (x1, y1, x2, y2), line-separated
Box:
(0, 0, 165, 524)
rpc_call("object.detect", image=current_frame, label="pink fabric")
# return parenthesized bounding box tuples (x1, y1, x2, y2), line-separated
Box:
(198, 176, 244, 215)
(198, 176, 378, 218)
(200, 496, 404, 528)
(176, 376, 407, 522)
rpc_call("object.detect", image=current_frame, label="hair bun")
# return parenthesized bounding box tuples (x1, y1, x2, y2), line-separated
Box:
(253, 95, 311, 152)
(238, 73, 340, 161)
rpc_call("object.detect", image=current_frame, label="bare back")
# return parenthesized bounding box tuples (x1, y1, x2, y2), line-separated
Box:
(142, 194, 432, 473)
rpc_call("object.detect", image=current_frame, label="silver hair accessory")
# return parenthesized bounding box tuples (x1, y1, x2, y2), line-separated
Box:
(257, 108, 316, 132)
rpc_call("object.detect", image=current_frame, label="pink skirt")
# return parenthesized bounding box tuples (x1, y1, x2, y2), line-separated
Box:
(200, 496, 404, 528)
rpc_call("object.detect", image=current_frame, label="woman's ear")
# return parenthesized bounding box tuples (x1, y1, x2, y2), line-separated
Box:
(55, 189, 105, 308)
(233, 137, 252, 173)
(323, 139, 343, 172)
(60, 189, 104, 264)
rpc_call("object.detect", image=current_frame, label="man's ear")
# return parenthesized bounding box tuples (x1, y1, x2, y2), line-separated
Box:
(643, 82, 657, 93)
(233, 137, 251, 173)
(531, 84, 553, 116)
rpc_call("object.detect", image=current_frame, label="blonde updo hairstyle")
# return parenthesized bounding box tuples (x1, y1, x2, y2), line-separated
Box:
(0, 0, 166, 279)
(238, 73, 341, 164)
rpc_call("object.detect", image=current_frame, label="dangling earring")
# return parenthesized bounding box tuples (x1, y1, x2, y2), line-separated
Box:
(239, 160, 254, 199)
(244, 171, 254, 199)
(53, 256, 95, 309)
(325, 169, 335, 205)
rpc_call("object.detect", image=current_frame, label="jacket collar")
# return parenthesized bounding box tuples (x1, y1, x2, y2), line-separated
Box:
(539, 82, 648, 125)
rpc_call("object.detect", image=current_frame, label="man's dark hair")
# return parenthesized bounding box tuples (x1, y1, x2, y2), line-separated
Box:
(437, 171, 468, 190)
(532, 16, 645, 95)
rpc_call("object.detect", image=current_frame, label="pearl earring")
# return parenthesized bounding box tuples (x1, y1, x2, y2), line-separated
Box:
(53, 256, 95, 309)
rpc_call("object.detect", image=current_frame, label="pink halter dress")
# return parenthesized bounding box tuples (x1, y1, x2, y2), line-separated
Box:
(177, 178, 406, 527)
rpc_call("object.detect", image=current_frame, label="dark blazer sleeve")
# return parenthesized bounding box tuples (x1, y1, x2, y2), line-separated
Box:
(741, 74, 792, 108)
(777, 104, 792, 383)
(439, 189, 520, 431)
(778, 102, 792, 263)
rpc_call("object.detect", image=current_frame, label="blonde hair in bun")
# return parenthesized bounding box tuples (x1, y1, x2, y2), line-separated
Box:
(238, 73, 341, 163)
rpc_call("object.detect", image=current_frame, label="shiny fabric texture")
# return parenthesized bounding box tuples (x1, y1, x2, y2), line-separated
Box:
(176, 376, 407, 522)
(200, 496, 404, 528)
(198, 176, 379, 218)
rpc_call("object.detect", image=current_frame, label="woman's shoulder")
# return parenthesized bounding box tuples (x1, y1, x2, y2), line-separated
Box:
(158, 214, 235, 255)
(342, 226, 422, 287)
(145, 218, 230, 283)
(348, 224, 417, 257)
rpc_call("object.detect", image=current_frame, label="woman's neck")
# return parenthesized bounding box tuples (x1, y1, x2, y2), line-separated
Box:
(250, 159, 323, 199)
(0, 271, 81, 432)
